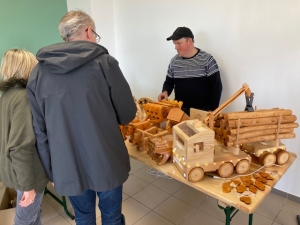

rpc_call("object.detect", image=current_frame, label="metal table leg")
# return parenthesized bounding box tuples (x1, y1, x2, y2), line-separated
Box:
(218, 200, 253, 225)
(44, 187, 75, 220)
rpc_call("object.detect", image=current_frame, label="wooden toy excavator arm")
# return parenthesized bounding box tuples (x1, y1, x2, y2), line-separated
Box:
(204, 83, 254, 129)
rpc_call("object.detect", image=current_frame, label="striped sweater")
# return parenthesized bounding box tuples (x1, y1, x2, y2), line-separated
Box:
(162, 48, 222, 111)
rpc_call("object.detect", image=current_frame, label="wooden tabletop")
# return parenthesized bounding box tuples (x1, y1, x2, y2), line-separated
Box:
(126, 141, 297, 214)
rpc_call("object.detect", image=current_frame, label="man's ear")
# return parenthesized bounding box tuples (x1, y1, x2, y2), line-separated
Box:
(85, 26, 93, 41)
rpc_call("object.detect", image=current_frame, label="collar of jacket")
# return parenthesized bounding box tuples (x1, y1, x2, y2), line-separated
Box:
(0, 77, 27, 92)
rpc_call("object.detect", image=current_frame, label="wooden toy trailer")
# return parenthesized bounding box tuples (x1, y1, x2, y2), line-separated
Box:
(202, 83, 297, 167)
(172, 120, 251, 182)
(241, 140, 289, 166)
(214, 109, 298, 167)
(130, 126, 170, 152)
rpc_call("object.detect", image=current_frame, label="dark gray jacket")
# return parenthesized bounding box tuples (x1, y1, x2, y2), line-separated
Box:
(27, 41, 136, 196)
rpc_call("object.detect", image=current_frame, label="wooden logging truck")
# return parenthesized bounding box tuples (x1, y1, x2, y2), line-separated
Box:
(214, 109, 298, 166)
(204, 83, 298, 167)
(172, 84, 298, 182)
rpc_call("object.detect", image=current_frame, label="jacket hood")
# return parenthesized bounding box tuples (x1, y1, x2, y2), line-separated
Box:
(36, 41, 109, 74)
(0, 78, 27, 92)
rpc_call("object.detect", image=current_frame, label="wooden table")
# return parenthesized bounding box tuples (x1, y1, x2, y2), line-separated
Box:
(126, 141, 297, 225)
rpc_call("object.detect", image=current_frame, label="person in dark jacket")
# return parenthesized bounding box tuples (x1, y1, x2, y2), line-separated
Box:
(27, 10, 136, 225)
(0, 49, 49, 225)
(158, 27, 222, 116)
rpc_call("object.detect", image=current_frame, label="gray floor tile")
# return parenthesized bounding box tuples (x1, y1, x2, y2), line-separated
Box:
(123, 175, 149, 196)
(44, 194, 73, 215)
(96, 217, 101, 225)
(197, 196, 226, 222)
(180, 208, 224, 225)
(61, 209, 76, 225)
(154, 196, 195, 225)
(230, 211, 273, 225)
(173, 185, 208, 207)
(272, 222, 283, 225)
(122, 192, 130, 201)
(152, 177, 184, 195)
(132, 184, 170, 209)
(43, 215, 71, 225)
(133, 166, 159, 183)
(255, 193, 286, 220)
(122, 197, 151, 225)
(129, 157, 146, 174)
(40, 201, 60, 224)
(134, 211, 174, 225)
(275, 199, 300, 225)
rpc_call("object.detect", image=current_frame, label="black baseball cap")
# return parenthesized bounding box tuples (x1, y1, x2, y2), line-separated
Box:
(166, 27, 194, 41)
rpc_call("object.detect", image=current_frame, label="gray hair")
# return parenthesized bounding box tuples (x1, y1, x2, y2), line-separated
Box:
(58, 10, 95, 42)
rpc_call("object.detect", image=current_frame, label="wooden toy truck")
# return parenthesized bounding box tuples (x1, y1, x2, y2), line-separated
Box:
(215, 109, 298, 167)
(172, 119, 252, 182)
(172, 83, 298, 182)
(207, 84, 298, 167)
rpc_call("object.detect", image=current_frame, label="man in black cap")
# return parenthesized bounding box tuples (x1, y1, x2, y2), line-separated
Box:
(158, 27, 222, 116)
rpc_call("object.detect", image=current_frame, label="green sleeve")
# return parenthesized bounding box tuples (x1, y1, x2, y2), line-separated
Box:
(8, 91, 36, 191)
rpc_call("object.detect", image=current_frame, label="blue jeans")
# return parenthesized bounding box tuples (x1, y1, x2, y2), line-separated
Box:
(68, 185, 125, 225)
(14, 190, 44, 225)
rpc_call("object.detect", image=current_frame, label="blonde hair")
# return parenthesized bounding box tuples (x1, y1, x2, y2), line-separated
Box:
(58, 10, 95, 42)
(0, 49, 37, 81)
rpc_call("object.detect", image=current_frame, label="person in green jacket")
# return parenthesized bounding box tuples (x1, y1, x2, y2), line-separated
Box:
(0, 49, 49, 225)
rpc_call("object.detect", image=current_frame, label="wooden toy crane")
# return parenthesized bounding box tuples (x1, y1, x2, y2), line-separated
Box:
(204, 83, 254, 129)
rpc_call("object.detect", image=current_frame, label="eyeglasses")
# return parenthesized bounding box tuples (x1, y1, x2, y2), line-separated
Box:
(85, 28, 101, 43)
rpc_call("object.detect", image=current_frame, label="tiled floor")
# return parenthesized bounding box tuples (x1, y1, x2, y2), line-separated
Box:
(1, 158, 300, 225)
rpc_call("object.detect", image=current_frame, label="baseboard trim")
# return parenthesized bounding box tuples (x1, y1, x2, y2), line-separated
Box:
(272, 188, 300, 204)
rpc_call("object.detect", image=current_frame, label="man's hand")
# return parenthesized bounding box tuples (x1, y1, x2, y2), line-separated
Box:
(19, 189, 36, 207)
(158, 91, 168, 101)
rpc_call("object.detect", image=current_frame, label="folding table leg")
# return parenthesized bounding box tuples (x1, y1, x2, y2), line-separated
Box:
(44, 187, 75, 220)
(218, 200, 253, 225)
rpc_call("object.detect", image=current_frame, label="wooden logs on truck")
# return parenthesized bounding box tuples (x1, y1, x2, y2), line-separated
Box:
(214, 109, 298, 147)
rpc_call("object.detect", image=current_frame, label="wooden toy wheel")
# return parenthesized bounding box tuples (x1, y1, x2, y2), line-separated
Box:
(218, 162, 234, 178)
(235, 159, 250, 174)
(261, 153, 276, 167)
(276, 150, 290, 165)
(188, 167, 204, 182)
(259, 151, 269, 164)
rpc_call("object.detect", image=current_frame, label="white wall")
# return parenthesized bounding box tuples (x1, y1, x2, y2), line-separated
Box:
(66, 0, 116, 57)
(66, 0, 91, 15)
(68, 0, 300, 197)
